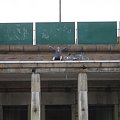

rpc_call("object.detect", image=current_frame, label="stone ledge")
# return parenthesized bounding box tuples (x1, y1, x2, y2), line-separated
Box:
(0, 61, 119, 69)
(0, 45, 120, 52)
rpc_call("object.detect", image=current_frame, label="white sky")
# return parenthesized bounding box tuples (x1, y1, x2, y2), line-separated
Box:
(0, 0, 120, 23)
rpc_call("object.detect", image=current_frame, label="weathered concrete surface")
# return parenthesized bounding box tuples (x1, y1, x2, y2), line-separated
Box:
(0, 45, 120, 61)
(31, 73, 41, 120)
(0, 53, 120, 61)
(0, 61, 119, 73)
(0, 45, 119, 120)
(0, 45, 120, 52)
(78, 73, 88, 120)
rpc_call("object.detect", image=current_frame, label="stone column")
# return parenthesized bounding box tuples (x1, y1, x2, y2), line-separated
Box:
(78, 73, 88, 120)
(31, 73, 41, 120)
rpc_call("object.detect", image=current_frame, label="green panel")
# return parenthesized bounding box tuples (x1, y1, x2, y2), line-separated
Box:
(0, 23, 33, 45)
(36, 22, 75, 44)
(78, 22, 117, 44)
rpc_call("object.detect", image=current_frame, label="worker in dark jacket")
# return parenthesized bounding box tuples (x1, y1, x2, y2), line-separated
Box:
(49, 46, 67, 60)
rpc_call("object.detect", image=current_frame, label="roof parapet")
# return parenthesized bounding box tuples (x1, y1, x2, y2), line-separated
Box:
(0, 45, 120, 52)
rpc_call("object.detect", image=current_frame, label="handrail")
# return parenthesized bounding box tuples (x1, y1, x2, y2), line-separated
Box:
(0, 60, 120, 64)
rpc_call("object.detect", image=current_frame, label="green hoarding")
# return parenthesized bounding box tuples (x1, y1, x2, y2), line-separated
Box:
(0, 23, 33, 45)
(77, 22, 117, 44)
(36, 22, 75, 44)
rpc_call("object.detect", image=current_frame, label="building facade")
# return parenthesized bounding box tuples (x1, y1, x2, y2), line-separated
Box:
(0, 22, 119, 120)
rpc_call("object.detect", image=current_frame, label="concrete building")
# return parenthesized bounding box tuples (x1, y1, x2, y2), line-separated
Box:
(0, 22, 119, 120)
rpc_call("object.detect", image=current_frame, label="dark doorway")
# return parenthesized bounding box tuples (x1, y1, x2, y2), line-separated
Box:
(89, 105, 114, 120)
(45, 105, 71, 120)
(3, 105, 28, 120)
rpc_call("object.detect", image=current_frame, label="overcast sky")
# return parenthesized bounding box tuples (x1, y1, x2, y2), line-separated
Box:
(0, 0, 120, 23)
